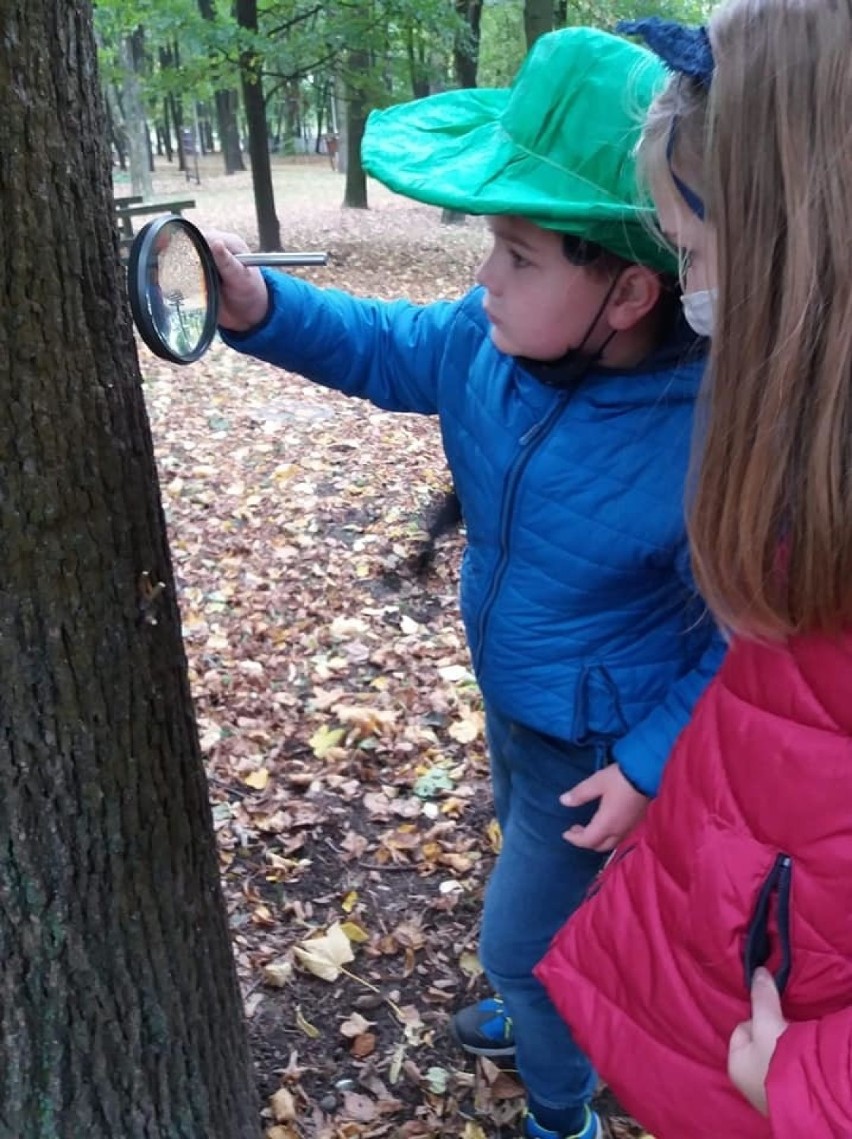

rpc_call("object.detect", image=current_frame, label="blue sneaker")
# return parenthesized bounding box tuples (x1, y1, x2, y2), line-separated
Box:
(522, 1107, 602, 1139)
(451, 995, 516, 1057)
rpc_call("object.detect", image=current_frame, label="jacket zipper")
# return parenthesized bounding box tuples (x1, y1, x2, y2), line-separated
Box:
(473, 393, 569, 675)
(743, 853, 793, 996)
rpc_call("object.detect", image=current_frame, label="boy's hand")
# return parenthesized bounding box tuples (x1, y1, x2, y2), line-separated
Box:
(561, 764, 648, 851)
(728, 968, 788, 1115)
(206, 230, 270, 332)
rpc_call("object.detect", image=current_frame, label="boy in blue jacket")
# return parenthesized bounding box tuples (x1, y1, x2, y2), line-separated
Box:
(209, 27, 725, 1139)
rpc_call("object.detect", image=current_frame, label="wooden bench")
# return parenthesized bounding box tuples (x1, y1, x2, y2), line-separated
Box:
(114, 197, 197, 258)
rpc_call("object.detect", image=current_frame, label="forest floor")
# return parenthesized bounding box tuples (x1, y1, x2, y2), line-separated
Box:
(130, 154, 649, 1139)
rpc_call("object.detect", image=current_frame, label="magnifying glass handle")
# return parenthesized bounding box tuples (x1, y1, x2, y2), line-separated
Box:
(235, 252, 328, 267)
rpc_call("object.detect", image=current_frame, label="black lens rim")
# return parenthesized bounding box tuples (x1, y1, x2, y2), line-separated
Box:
(127, 214, 221, 366)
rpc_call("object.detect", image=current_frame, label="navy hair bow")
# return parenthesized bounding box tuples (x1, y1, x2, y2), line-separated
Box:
(617, 17, 714, 86)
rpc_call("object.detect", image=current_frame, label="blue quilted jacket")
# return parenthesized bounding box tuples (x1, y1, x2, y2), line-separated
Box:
(222, 273, 726, 794)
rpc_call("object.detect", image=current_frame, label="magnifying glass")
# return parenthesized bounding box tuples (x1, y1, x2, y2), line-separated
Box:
(127, 214, 328, 365)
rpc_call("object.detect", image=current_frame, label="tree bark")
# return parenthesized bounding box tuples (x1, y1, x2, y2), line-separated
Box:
(197, 0, 246, 173)
(343, 49, 369, 209)
(0, 3, 258, 1136)
(236, 0, 282, 249)
(524, 0, 553, 49)
(120, 28, 153, 197)
(216, 89, 245, 174)
(453, 0, 483, 89)
(442, 0, 483, 225)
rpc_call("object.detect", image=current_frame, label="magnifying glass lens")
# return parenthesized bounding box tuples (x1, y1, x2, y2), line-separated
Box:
(149, 223, 211, 359)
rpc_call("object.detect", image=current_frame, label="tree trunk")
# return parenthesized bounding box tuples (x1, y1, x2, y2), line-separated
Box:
(406, 23, 430, 99)
(524, 0, 553, 49)
(120, 28, 153, 197)
(0, 4, 258, 1136)
(216, 89, 245, 173)
(442, 0, 483, 226)
(198, 0, 246, 173)
(453, 0, 483, 89)
(343, 49, 369, 209)
(333, 71, 347, 174)
(236, 0, 281, 249)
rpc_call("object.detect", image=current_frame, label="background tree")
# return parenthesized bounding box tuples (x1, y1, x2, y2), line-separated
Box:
(523, 0, 553, 47)
(0, 1, 258, 1135)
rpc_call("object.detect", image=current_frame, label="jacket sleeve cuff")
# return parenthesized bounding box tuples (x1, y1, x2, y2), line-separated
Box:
(765, 1013, 852, 1137)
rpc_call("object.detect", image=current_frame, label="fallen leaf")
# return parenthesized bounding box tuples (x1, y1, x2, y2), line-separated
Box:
(308, 724, 347, 759)
(294, 1005, 320, 1038)
(350, 1031, 377, 1058)
(261, 961, 294, 988)
(269, 1087, 297, 1122)
(340, 920, 369, 943)
(340, 1011, 375, 1038)
(293, 922, 355, 981)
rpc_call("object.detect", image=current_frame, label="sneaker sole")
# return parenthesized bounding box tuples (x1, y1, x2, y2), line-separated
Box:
(450, 1020, 517, 1058)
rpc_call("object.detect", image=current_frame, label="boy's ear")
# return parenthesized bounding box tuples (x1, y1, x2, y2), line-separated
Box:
(606, 265, 663, 330)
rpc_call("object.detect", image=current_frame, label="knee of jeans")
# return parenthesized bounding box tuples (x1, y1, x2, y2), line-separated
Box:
(479, 912, 542, 988)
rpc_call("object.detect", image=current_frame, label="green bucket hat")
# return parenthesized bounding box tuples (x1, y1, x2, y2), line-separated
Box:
(361, 27, 673, 272)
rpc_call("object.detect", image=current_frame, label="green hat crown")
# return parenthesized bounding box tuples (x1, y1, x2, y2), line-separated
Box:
(362, 27, 673, 272)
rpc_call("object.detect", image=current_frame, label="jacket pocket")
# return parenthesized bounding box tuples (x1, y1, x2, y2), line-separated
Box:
(571, 664, 628, 743)
(743, 853, 793, 997)
(682, 823, 778, 982)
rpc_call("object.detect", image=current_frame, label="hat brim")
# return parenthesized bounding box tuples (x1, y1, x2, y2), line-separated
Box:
(362, 88, 674, 273)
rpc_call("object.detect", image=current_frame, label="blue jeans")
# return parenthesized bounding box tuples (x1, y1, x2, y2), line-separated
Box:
(480, 706, 609, 1118)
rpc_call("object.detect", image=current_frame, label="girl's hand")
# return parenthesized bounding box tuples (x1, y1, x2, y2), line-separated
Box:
(728, 968, 788, 1115)
(206, 230, 270, 332)
(561, 764, 648, 852)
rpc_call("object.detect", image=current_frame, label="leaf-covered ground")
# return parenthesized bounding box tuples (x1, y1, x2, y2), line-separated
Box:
(137, 155, 647, 1139)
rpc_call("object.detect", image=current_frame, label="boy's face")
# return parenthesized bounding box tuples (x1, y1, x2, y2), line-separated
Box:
(476, 216, 617, 361)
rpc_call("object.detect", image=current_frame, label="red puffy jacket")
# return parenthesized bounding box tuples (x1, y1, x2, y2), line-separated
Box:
(536, 631, 852, 1138)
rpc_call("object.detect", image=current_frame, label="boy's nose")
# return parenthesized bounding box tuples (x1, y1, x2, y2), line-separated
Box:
(476, 257, 499, 293)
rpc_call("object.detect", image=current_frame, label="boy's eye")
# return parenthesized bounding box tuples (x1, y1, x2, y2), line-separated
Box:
(509, 249, 531, 268)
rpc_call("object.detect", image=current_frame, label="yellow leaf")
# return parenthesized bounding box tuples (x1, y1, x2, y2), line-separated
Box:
(486, 818, 502, 854)
(269, 1088, 297, 1122)
(341, 890, 358, 913)
(309, 724, 346, 759)
(459, 951, 483, 978)
(295, 1005, 320, 1038)
(293, 922, 355, 982)
(448, 709, 484, 744)
(340, 920, 369, 943)
(462, 1125, 488, 1139)
(243, 768, 270, 790)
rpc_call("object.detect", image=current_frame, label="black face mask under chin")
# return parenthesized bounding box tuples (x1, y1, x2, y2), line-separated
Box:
(517, 272, 621, 389)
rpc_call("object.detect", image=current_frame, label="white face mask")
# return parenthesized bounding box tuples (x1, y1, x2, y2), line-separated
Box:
(681, 288, 717, 338)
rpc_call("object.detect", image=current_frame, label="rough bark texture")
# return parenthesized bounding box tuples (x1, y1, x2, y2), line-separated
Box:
(0, 3, 258, 1136)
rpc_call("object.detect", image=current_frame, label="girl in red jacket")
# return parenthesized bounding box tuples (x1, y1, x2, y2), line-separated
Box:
(536, 5, 852, 1138)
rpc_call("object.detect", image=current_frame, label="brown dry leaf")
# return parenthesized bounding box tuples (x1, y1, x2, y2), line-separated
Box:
(339, 1091, 378, 1123)
(350, 1031, 377, 1058)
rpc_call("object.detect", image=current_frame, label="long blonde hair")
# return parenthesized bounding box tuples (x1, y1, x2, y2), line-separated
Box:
(641, 0, 852, 638)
